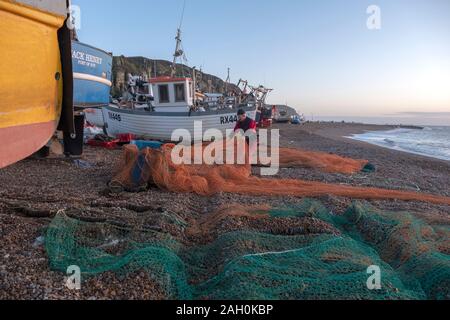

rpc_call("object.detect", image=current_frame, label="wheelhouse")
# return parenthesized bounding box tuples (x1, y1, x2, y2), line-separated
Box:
(150, 77, 194, 112)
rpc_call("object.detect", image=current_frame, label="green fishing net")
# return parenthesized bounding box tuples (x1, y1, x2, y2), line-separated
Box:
(45, 200, 449, 300)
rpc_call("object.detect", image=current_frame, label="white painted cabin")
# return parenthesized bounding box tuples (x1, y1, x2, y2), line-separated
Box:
(150, 77, 194, 112)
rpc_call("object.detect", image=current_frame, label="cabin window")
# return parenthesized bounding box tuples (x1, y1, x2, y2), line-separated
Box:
(174, 83, 185, 102)
(158, 85, 170, 103)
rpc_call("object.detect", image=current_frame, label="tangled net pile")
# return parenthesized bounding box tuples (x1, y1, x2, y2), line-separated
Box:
(46, 200, 449, 300)
(110, 144, 450, 205)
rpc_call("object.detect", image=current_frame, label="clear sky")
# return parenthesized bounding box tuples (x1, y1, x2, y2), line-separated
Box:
(73, 0, 450, 124)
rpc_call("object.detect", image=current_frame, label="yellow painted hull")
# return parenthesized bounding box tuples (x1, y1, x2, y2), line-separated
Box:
(0, 0, 67, 168)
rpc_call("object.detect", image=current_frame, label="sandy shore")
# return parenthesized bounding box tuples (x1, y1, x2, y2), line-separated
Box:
(0, 122, 449, 300)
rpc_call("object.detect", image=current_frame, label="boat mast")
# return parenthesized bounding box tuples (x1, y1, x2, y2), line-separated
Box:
(171, 0, 187, 78)
(225, 67, 230, 94)
(171, 28, 184, 78)
(192, 66, 197, 96)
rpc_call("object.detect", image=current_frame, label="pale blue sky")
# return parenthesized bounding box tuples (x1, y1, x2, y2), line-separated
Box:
(73, 0, 450, 123)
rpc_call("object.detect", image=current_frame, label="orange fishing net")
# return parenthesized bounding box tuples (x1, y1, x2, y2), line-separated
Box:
(111, 144, 450, 206)
(278, 148, 369, 174)
(165, 139, 368, 174)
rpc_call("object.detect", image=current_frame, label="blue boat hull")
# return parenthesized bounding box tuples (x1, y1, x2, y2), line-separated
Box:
(72, 41, 113, 107)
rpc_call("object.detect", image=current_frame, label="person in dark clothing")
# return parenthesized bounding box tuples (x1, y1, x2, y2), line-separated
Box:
(232, 109, 258, 153)
(234, 109, 257, 133)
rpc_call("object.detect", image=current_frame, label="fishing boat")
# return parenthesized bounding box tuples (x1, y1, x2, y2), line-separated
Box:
(73, 40, 113, 130)
(0, 0, 74, 168)
(88, 27, 268, 141)
(273, 105, 292, 123)
(72, 40, 113, 108)
(101, 75, 258, 141)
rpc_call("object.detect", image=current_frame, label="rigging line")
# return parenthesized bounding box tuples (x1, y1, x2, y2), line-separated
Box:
(178, 0, 187, 30)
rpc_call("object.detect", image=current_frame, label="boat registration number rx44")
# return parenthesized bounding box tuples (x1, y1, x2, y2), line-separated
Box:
(220, 115, 239, 125)
(176, 304, 274, 317)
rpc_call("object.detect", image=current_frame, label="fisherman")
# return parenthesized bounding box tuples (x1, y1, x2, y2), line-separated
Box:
(234, 109, 257, 135)
(233, 109, 258, 161)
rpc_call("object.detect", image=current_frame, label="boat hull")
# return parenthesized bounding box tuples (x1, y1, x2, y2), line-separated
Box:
(0, 121, 56, 167)
(0, 0, 67, 168)
(102, 105, 258, 141)
(72, 41, 113, 107)
(85, 107, 105, 127)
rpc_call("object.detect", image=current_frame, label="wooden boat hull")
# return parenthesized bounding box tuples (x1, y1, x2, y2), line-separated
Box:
(102, 105, 258, 141)
(0, 0, 67, 168)
(72, 41, 113, 107)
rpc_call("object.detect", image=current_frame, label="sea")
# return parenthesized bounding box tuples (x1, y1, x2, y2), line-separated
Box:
(348, 126, 450, 161)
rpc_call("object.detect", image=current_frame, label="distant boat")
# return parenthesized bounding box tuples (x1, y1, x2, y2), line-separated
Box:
(273, 105, 292, 123)
(291, 114, 305, 125)
(0, 0, 73, 168)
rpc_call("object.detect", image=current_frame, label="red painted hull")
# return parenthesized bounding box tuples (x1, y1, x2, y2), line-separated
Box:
(0, 121, 56, 169)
